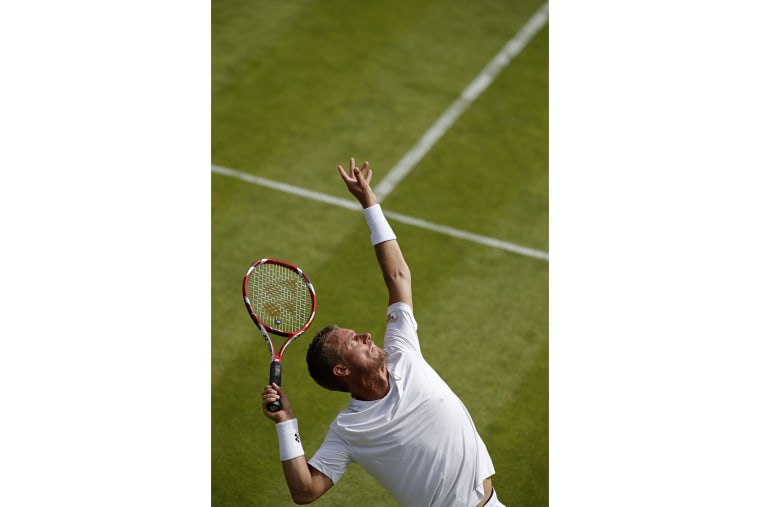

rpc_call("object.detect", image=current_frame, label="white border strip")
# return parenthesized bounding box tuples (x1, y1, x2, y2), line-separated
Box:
(212, 164, 548, 261)
(211, 164, 361, 211)
(373, 3, 550, 201)
(383, 210, 549, 261)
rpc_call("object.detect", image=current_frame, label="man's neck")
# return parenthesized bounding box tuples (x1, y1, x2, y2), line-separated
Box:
(350, 368, 390, 401)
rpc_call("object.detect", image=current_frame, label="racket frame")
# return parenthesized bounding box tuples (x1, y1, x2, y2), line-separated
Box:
(242, 258, 316, 412)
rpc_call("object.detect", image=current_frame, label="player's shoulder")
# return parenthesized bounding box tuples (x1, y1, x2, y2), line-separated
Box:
(386, 301, 414, 323)
(385, 302, 419, 351)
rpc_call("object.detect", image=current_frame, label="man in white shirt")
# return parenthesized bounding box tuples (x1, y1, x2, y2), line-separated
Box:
(262, 158, 506, 506)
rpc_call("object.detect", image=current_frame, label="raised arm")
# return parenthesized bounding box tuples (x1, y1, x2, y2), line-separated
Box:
(338, 158, 412, 309)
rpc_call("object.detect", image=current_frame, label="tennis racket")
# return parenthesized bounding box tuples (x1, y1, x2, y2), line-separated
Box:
(243, 258, 317, 412)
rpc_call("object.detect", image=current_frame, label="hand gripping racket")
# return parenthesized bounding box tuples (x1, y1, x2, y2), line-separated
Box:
(243, 258, 317, 412)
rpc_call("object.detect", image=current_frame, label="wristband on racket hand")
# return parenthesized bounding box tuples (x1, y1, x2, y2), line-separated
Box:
(276, 419, 305, 461)
(363, 204, 396, 245)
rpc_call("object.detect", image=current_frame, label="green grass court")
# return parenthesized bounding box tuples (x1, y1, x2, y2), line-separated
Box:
(212, 1, 548, 505)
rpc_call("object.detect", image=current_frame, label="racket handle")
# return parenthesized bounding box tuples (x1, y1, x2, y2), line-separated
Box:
(267, 361, 283, 412)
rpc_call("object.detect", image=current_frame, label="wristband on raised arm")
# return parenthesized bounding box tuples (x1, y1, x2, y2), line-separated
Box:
(363, 204, 396, 245)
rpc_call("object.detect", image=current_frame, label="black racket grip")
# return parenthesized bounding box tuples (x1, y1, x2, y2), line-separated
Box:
(267, 361, 282, 412)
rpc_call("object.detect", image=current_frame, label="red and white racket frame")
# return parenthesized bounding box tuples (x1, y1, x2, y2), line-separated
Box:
(242, 258, 316, 411)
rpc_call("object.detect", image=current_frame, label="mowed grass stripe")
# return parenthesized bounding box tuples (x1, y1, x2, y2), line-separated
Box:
(373, 2, 549, 201)
(380, 23, 549, 253)
(212, 0, 550, 195)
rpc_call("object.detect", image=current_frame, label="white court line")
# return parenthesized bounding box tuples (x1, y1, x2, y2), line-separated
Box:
(212, 164, 361, 211)
(373, 3, 550, 202)
(212, 164, 549, 261)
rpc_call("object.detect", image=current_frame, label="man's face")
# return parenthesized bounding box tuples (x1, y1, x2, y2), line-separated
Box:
(329, 327, 387, 374)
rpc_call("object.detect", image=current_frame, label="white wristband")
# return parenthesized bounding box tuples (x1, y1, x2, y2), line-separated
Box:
(363, 204, 396, 245)
(276, 419, 305, 461)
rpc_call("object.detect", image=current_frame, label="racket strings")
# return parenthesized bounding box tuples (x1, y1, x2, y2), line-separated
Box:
(248, 263, 313, 333)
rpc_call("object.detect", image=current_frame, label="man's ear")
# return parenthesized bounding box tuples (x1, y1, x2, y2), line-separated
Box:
(333, 364, 350, 377)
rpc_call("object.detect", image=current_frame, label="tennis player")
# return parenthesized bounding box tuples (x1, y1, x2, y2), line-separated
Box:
(262, 158, 506, 506)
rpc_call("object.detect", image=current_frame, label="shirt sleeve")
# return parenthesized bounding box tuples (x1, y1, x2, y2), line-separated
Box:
(383, 302, 420, 354)
(307, 423, 353, 486)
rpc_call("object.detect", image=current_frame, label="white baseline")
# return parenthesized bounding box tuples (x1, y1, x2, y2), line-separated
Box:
(372, 3, 550, 201)
(212, 164, 549, 262)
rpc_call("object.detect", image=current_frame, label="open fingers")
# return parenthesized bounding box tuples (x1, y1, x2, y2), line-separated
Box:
(337, 163, 350, 182)
(359, 161, 372, 184)
(338, 157, 359, 181)
(352, 160, 372, 184)
(338, 159, 371, 183)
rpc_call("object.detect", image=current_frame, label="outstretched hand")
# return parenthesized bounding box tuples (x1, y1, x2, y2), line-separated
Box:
(338, 157, 378, 209)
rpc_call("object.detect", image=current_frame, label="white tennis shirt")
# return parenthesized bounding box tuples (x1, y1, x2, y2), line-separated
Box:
(308, 302, 496, 507)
